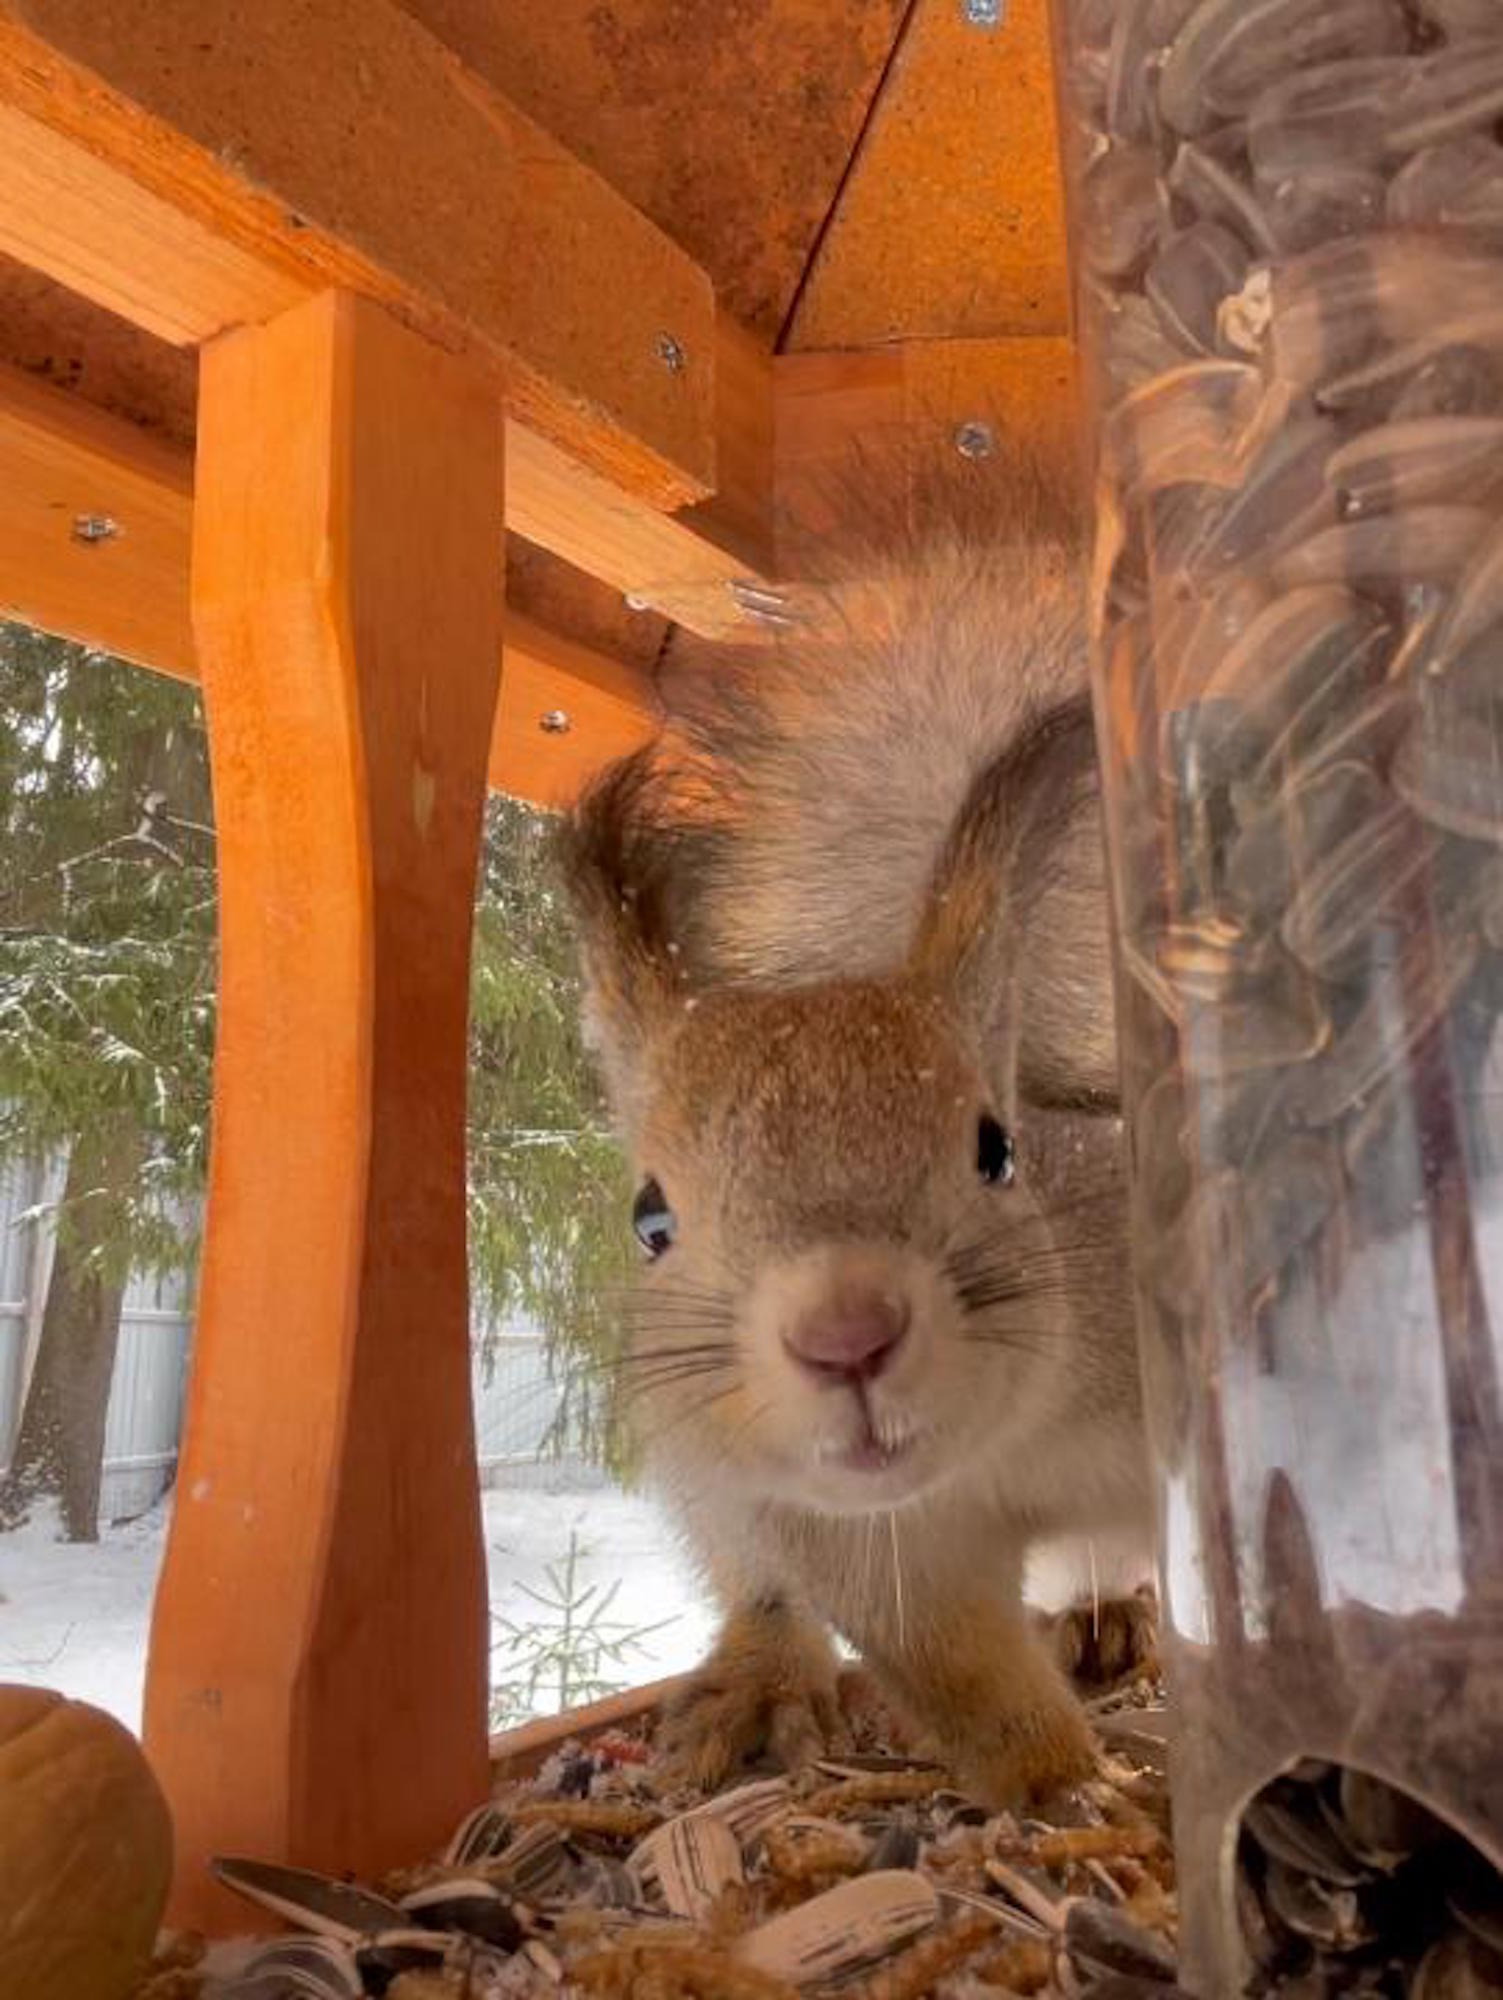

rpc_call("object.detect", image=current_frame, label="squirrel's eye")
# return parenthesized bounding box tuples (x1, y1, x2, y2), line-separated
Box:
(977, 1115, 1015, 1186)
(632, 1177, 676, 1258)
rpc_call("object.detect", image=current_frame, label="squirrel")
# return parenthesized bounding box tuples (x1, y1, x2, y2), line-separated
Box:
(558, 432, 1154, 1805)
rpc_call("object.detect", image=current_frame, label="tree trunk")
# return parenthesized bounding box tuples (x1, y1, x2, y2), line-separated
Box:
(0, 1113, 146, 1541)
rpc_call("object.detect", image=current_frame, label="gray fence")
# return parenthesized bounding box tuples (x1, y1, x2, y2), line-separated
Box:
(0, 1150, 593, 1524)
(0, 1152, 191, 1523)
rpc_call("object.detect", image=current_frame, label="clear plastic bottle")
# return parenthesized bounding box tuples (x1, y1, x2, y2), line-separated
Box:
(1053, 1, 1503, 1989)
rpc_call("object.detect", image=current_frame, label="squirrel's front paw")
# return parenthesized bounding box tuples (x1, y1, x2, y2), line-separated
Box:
(654, 1607, 846, 1791)
(955, 1687, 1099, 1809)
(1045, 1584, 1158, 1690)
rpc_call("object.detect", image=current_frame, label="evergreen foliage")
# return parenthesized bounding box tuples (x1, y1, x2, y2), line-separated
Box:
(0, 626, 631, 1530)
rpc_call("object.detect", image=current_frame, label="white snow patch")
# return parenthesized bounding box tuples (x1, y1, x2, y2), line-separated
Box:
(0, 1482, 713, 1738)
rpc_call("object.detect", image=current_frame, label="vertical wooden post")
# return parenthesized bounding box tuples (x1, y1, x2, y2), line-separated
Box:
(143, 291, 499, 1928)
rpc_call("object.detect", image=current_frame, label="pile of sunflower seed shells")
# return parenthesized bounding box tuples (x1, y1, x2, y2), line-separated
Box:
(1237, 1762, 1503, 1997)
(130, 1681, 1187, 2000)
(1064, 0, 1503, 1306)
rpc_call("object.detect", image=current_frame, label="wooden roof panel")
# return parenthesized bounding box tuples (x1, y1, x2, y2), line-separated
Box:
(395, 0, 906, 339)
(789, 0, 1069, 349)
(0, 0, 718, 505)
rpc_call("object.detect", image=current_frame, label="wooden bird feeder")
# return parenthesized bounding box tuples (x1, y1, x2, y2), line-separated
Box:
(0, 0, 1077, 1931)
(11, 7, 1503, 1985)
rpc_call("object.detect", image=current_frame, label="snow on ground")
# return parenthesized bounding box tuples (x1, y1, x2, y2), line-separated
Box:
(0, 1476, 714, 1739)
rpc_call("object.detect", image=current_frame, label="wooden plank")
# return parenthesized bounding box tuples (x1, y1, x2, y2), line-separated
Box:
(489, 1676, 687, 1785)
(777, 336, 1080, 505)
(898, 334, 1079, 452)
(394, 0, 904, 342)
(789, 0, 1069, 351)
(0, 333, 1079, 727)
(486, 1663, 876, 1785)
(772, 334, 1081, 584)
(506, 318, 775, 640)
(0, 359, 658, 807)
(505, 538, 671, 678)
(142, 292, 497, 1928)
(0, 358, 196, 675)
(0, 246, 778, 643)
(0, 0, 715, 508)
(495, 615, 659, 809)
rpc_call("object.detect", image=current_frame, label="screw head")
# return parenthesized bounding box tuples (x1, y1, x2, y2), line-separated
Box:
(72, 513, 121, 544)
(729, 577, 798, 629)
(655, 332, 687, 373)
(962, 0, 1004, 23)
(624, 591, 652, 612)
(539, 709, 572, 735)
(953, 419, 996, 460)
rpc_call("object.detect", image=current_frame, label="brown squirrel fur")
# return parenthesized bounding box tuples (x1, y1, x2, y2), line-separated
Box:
(557, 436, 1152, 1804)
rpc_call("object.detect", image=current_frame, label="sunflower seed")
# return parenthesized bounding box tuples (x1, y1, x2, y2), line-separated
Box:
(1066, 1897, 1180, 1981)
(1158, 0, 1407, 135)
(1167, 141, 1280, 256)
(864, 1821, 922, 1872)
(1146, 221, 1252, 354)
(1389, 137, 1503, 240)
(629, 1809, 744, 1918)
(1243, 1792, 1369, 1888)
(400, 1877, 525, 1949)
(1281, 799, 1438, 977)
(1327, 417, 1503, 514)
(734, 1871, 939, 1985)
(1082, 146, 1165, 280)
(1393, 676, 1503, 846)
(210, 1858, 409, 1942)
(1331, 1767, 1448, 1866)
(1271, 236, 1503, 392)
(1415, 1935, 1503, 2000)
(1175, 586, 1393, 786)
(1272, 506, 1493, 595)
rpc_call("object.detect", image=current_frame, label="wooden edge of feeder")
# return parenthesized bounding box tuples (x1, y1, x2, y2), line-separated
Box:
(487, 1675, 689, 1784)
(486, 1663, 882, 1787)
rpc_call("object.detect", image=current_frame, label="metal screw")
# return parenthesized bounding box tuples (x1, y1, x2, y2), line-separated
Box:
(728, 578, 798, 629)
(539, 709, 572, 735)
(624, 591, 652, 612)
(655, 332, 687, 373)
(954, 419, 996, 460)
(963, 0, 1004, 23)
(72, 513, 121, 544)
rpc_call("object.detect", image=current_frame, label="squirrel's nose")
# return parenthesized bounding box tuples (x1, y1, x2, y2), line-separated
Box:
(784, 1291, 911, 1384)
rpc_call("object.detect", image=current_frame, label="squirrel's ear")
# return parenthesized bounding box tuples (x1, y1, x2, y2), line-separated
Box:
(557, 749, 696, 1135)
(908, 698, 1105, 1096)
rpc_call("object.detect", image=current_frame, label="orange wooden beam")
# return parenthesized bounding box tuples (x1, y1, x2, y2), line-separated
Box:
(0, 360, 658, 806)
(142, 292, 496, 1926)
(0, 332, 1079, 769)
(0, 1, 783, 636)
(508, 318, 775, 639)
(0, 0, 712, 506)
(493, 613, 658, 809)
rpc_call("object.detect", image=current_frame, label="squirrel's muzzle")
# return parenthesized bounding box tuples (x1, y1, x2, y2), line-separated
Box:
(782, 1289, 911, 1386)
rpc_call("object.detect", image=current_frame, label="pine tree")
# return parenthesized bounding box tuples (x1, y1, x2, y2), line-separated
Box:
(466, 796, 633, 1464)
(0, 629, 215, 1539)
(0, 626, 632, 1538)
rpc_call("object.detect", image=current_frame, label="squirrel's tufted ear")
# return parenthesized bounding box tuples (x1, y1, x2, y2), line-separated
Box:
(556, 748, 703, 1138)
(908, 695, 1107, 1105)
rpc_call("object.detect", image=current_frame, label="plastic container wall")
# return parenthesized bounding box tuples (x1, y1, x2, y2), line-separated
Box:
(1052, 1, 1503, 1990)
